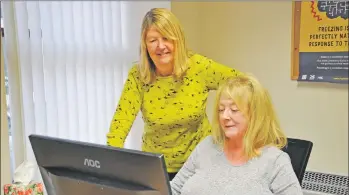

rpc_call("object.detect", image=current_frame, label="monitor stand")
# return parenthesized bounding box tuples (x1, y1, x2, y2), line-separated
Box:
(44, 168, 162, 195)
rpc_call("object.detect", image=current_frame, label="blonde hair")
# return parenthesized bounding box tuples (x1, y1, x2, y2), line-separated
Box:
(139, 8, 191, 84)
(212, 74, 287, 159)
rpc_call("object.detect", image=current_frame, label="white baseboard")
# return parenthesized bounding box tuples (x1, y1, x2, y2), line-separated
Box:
(303, 189, 331, 195)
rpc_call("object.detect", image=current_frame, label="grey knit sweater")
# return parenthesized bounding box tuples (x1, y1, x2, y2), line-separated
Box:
(170, 136, 303, 195)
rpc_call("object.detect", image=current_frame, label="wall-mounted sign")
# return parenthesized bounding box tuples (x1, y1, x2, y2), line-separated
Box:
(291, 1, 348, 84)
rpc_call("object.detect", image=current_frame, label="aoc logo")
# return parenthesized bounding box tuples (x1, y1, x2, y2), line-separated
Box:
(84, 158, 101, 169)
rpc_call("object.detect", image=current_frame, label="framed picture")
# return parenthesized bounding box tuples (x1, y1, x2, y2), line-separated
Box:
(291, 1, 348, 84)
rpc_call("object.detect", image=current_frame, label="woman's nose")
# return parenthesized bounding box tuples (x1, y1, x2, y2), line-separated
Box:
(222, 110, 231, 119)
(158, 40, 166, 49)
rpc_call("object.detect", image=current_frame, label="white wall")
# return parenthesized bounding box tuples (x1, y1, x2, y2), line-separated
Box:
(172, 2, 348, 176)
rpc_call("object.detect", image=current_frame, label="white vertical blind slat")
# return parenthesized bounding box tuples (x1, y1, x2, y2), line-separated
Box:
(111, 2, 124, 107)
(102, 1, 115, 134)
(72, 1, 89, 142)
(62, 1, 79, 140)
(27, 1, 47, 137)
(120, 2, 129, 81)
(92, 1, 105, 144)
(51, 1, 69, 139)
(39, 2, 59, 138)
(14, 2, 36, 161)
(82, 2, 97, 143)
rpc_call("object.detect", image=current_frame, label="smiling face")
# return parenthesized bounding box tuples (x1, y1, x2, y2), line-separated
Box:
(218, 95, 248, 139)
(145, 26, 174, 73)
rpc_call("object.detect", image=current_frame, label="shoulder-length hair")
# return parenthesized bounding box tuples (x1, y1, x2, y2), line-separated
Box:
(139, 8, 191, 84)
(212, 74, 287, 159)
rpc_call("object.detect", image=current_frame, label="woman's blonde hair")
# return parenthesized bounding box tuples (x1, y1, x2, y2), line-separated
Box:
(139, 8, 191, 84)
(212, 74, 287, 159)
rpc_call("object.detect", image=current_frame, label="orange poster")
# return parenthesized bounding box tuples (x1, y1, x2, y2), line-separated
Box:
(293, 1, 348, 83)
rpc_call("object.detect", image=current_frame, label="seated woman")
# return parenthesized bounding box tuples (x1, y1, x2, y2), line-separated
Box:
(170, 74, 303, 195)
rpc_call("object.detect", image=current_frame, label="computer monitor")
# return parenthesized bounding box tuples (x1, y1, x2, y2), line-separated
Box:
(29, 134, 172, 195)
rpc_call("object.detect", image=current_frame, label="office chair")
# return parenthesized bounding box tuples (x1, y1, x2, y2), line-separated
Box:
(282, 138, 313, 184)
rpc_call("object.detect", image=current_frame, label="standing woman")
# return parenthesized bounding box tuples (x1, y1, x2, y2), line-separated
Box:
(107, 8, 243, 180)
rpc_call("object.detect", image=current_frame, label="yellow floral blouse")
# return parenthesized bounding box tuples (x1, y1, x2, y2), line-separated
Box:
(107, 53, 242, 173)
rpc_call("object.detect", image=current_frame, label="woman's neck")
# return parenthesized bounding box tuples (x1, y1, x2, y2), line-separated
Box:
(155, 64, 173, 77)
(224, 138, 248, 165)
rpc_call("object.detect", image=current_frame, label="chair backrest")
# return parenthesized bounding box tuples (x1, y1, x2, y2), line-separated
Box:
(282, 138, 313, 184)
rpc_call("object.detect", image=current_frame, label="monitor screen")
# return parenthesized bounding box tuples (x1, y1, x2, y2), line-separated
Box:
(29, 134, 172, 195)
